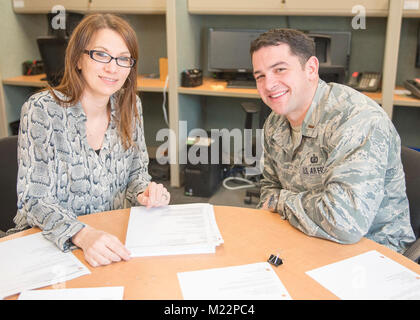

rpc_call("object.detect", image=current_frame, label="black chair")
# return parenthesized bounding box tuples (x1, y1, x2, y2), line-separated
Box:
(401, 146, 420, 262)
(0, 135, 18, 233)
(239, 102, 261, 205)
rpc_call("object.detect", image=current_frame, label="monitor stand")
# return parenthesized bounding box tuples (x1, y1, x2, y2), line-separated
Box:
(226, 79, 256, 89)
(217, 72, 256, 89)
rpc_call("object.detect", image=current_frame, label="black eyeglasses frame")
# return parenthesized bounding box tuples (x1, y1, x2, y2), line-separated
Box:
(83, 49, 136, 68)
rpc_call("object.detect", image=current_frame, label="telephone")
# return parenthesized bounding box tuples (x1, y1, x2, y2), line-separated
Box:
(404, 79, 420, 99)
(347, 71, 381, 92)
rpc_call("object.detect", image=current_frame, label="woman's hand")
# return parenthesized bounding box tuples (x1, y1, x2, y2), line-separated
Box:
(137, 181, 170, 208)
(72, 225, 131, 267)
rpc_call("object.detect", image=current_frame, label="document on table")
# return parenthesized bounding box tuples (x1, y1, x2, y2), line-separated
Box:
(177, 262, 292, 300)
(125, 203, 223, 257)
(0, 233, 90, 299)
(306, 250, 420, 300)
(18, 286, 124, 300)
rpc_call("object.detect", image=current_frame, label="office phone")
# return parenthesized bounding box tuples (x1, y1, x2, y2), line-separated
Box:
(347, 71, 381, 92)
(404, 79, 420, 99)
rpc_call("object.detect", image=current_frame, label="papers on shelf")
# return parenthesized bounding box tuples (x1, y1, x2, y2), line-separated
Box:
(0, 233, 90, 299)
(18, 286, 124, 300)
(125, 203, 223, 257)
(306, 250, 420, 300)
(177, 262, 292, 300)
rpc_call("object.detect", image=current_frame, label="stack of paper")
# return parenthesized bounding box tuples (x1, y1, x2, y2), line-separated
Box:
(177, 262, 292, 300)
(0, 233, 90, 299)
(125, 203, 223, 257)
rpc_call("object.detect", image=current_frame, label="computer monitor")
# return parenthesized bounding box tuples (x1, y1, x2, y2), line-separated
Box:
(311, 30, 351, 68)
(207, 28, 265, 76)
(307, 33, 331, 66)
(207, 28, 350, 84)
(37, 36, 68, 87)
(309, 30, 351, 83)
(416, 23, 420, 68)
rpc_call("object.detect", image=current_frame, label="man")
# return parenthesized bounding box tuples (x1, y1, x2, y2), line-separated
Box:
(251, 28, 415, 253)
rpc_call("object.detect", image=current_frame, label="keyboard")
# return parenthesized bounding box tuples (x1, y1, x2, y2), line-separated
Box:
(226, 79, 257, 89)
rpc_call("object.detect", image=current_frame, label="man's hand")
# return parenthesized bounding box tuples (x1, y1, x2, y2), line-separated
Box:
(72, 225, 131, 267)
(262, 195, 277, 213)
(137, 181, 170, 208)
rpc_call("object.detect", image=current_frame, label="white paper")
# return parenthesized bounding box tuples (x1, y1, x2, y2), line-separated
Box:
(13, 0, 25, 8)
(18, 286, 124, 300)
(0, 233, 90, 299)
(177, 262, 292, 300)
(404, 0, 419, 10)
(306, 250, 420, 300)
(126, 203, 223, 257)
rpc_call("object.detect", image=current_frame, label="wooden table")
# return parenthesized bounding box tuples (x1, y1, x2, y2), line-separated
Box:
(2, 206, 420, 300)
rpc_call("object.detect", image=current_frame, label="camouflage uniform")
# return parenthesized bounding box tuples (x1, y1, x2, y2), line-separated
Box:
(258, 79, 415, 253)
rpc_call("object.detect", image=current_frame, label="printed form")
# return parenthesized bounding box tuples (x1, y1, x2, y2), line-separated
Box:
(306, 250, 420, 300)
(177, 262, 292, 300)
(125, 203, 223, 257)
(0, 233, 90, 299)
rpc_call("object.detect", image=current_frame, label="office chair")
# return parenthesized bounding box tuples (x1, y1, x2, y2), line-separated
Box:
(239, 102, 261, 205)
(401, 146, 420, 262)
(0, 135, 18, 233)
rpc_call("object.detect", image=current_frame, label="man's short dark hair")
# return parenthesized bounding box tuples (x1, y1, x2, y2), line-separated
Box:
(250, 28, 315, 67)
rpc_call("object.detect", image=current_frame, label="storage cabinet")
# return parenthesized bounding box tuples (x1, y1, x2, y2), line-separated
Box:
(11, 0, 166, 14)
(12, 0, 89, 13)
(188, 0, 389, 16)
(89, 0, 166, 14)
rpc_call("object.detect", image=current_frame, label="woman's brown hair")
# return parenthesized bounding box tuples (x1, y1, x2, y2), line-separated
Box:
(49, 13, 139, 150)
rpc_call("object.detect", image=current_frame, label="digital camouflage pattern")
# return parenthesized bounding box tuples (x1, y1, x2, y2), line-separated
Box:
(258, 80, 415, 253)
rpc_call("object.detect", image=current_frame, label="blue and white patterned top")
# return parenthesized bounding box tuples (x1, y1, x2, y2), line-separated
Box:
(10, 90, 151, 252)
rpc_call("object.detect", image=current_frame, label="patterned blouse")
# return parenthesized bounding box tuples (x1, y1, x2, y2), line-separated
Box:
(9, 90, 151, 252)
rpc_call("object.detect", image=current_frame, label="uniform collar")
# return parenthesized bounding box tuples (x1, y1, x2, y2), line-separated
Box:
(301, 79, 329, 138)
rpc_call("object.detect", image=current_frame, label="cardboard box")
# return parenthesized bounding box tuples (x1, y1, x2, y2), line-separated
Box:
(159, 57, 168, 81)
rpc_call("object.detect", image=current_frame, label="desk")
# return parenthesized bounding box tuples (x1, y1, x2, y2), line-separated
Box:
(178, 77, 420, 108)
(2, 206, 420, 300)
(2, 74, 166, 93)
(4, 75, 420, 107)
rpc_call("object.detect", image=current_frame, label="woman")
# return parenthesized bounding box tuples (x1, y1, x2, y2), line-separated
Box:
(8, 14, 170, 267)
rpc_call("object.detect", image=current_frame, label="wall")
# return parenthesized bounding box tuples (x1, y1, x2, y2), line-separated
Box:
(194, 15, 387, 135)
(0, 1, 47, 130)
(0, 6, 168, 145)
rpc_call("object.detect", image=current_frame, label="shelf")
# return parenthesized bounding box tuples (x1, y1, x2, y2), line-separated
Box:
(2, 74, 166, 93)
(137, 76, 166, 93)
(391, 87, 420, 107)
(178, 77, 259, 98)
(177, 77, 420, 107)
(2, 74, 46, 87)
(89, 0, 166, 14)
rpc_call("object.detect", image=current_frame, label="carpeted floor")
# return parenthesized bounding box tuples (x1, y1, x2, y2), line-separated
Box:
(158, 178, 259, 209)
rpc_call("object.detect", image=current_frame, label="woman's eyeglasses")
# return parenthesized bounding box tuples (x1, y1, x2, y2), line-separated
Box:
(84, 50, 136, 68)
